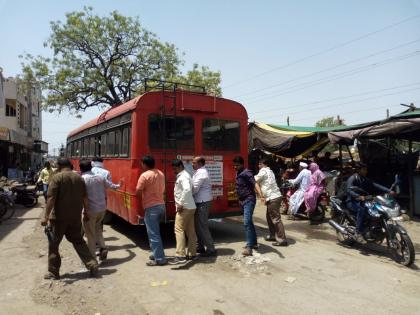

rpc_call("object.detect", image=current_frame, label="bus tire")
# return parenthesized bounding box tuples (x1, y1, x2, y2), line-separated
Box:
(102, 210, 114, 225)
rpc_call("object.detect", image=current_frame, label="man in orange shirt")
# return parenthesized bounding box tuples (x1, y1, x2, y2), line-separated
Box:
(136, 156, 167, 266)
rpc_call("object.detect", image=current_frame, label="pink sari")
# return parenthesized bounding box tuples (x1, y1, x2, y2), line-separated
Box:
(304, 163, 326, 213)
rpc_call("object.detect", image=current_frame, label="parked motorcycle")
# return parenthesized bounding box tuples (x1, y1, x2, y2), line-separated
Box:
(280, 181, 327, 222)
(329, 189, 415, 267)
(0, 187, 15, 221)
(11, 184, 38, 208)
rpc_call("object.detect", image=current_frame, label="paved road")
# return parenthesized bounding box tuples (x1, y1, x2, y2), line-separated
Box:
(0, 201, 419, 315)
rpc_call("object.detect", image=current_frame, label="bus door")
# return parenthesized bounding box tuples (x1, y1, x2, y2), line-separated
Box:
(148, 113, 195, 220)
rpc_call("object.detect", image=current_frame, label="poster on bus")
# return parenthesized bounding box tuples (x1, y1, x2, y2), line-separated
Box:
(177, 155, 224, 197)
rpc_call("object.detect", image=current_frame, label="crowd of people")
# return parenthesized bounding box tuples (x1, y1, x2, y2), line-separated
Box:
(38, 152, 393, 279)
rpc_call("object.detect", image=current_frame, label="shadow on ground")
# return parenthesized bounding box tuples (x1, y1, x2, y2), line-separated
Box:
(61, 268, 118, 284)
(0, 204, 40, 241)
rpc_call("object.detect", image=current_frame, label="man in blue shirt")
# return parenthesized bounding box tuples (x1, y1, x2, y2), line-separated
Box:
(346, 163, 394, 243)
(233, 156, 257, 256)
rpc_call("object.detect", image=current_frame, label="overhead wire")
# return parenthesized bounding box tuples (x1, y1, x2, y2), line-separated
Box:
(222, 13, 420, 89)
(250, 81, 420, 115)
(234, 38, 420, 100)
(251, 86, 420, 121)
(290, 100, 419, 124)
(242, 50, 420, 104)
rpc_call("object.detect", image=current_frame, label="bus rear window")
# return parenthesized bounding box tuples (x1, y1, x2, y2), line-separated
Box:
(202, 119, 240, 151)
(149, 114, 195, 150)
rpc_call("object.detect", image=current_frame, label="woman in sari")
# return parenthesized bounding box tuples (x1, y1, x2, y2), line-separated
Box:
(304, 163, 327, 214)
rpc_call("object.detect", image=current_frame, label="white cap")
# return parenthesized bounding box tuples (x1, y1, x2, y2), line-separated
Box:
(299, 162, 308, 168)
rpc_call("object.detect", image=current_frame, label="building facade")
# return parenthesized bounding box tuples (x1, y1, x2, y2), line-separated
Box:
(0, 68, 48, 178)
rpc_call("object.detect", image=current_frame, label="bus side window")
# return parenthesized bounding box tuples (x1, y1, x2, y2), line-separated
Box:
(83, 138, 89, 157)
(108, 131, 115, 157)
(121, 127, 129, 157)
(100, 134, 107, 157)
(115, 129, 121, 157)
(89, 137, 95, 157)
(76, 140, 81, 157)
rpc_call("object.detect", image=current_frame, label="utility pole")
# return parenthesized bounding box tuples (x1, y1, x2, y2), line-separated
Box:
(287, 116, 290, 126)
(386, 109, 389, 118)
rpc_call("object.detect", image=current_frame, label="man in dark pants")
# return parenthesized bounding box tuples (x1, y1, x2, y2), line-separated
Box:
(192, 156, 216, 257)
(41, 158, 98, 280)
(233, 156, 257, 256)
(254, 158, 288, 246)
(346, 163, 394, 243)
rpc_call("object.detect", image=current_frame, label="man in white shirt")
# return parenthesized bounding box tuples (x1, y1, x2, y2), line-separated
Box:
(170, 159, 197, 265)
(192, 156, 216, 256)
(91, 157, 120, 189)
(255, 158, 288, 246)
(288, 162, 311, 216)
(79, 159, 112, 261)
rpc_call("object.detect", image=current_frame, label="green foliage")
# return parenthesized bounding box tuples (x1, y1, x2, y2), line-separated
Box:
(177, 64, 221, 96)
(21, 7, 221, 115)
(315, 116, 345, 128)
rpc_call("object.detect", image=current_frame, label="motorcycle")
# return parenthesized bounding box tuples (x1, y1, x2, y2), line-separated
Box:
(11, 183, 38, 208)
(280, 181, 327, 223)
(0, 187, 15, 221)
(329, 188, 415, 267)
(279, 181, 295, 215)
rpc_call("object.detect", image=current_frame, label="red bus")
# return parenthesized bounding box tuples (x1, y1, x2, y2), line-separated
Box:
(66, 81, 248, 225)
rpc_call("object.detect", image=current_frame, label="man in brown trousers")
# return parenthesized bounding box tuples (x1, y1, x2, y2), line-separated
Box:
(254, 158, 288, 246)
(41, 158, 98, 280)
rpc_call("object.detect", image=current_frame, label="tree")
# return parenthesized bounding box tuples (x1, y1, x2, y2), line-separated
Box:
(21, 7, 221, 115)
(315, 116, 345, 128)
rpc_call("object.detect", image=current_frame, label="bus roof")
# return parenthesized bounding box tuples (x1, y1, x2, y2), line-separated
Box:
(67, 96, 141, 138)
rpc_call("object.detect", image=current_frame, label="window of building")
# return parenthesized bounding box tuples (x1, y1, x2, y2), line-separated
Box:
(202, 119, 240, 151)
(6, 103, 16, 117)
(148, 114, 194, 150)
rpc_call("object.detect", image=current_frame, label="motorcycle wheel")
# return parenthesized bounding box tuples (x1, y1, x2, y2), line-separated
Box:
(1, 204, 15, 220)
(392, 231, 415, 267)
(309, 204, 325, 222)
(0, 202, 8, 219)
(336, 214, 355, 246)
(23, 197, 38, 208)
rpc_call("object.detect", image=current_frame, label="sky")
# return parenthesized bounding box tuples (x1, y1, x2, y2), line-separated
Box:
(1, 0, 420, 154)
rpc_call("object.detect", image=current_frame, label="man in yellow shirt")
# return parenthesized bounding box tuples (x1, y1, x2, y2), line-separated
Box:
(37, 161, 55, 202)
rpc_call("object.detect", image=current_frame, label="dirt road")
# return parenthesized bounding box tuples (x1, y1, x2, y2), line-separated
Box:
(0, 201, 419, 315)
